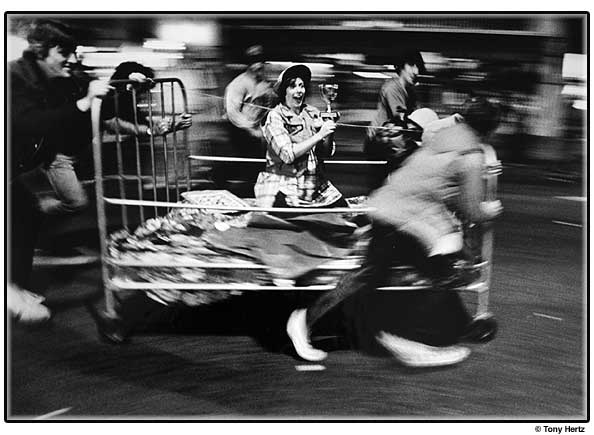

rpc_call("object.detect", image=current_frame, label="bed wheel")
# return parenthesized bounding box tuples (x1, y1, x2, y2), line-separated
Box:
(463, 314, 498, 343)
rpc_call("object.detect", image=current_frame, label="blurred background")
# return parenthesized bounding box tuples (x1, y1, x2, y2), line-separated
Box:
(7, 13, 587, 179)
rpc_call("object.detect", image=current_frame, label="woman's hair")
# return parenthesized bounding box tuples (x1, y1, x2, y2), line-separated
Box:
(110, 61, 155, 91)
(461, 96, 500, 137)
(393, 50, 425, 74)
(26, 19, 76, 60)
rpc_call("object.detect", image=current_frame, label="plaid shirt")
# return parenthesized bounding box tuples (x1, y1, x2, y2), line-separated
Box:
(255, 103, 342, 207)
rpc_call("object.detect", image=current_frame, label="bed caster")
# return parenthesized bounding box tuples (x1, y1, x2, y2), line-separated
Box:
(85, 303, 129, 345)
(462, 314, 498, 343)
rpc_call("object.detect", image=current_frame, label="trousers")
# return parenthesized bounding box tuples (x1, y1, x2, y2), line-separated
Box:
(305, 222, 466, 327)
(9, 176, 43, 288)
(39, 153, 89, 215)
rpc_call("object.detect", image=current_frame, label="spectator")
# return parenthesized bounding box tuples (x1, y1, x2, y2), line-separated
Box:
(8, 19, 111, 321)
(365, 50, 426, 182)
(220, 45, 276, 189)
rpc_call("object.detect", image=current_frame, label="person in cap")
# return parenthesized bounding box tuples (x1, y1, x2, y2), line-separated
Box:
(285, 97, 502, 364)
(365, 50, 426, 184)
(8, 19, 111, 322)
(222, 45, 276, 189)
(254, 64, 347, 209)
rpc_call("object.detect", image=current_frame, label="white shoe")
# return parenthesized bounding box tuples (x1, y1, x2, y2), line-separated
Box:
(286, 309, 328, 362)
(376, 331, 470, 367)
(8, 285, 51, 324)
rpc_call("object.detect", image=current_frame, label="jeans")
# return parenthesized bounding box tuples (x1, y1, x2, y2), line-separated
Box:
(305, 222, 444, 329)
(39, 153, 89, 215)
(306, 222, 472, 348)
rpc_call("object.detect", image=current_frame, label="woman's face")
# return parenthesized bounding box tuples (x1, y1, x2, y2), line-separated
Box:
(284, 77, 306, 110)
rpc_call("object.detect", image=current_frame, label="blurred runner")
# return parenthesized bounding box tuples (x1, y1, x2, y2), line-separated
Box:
(286, 97, 502, 365)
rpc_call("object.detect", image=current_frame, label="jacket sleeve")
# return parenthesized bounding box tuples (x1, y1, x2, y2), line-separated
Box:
(262, 110, 296, 163)
(380, 81, 408, 122)
(10, 68, 89, 140)
(455, 149, 490, 222)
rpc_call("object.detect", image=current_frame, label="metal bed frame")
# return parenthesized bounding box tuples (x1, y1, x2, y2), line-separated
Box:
(91, 77, 502, 322)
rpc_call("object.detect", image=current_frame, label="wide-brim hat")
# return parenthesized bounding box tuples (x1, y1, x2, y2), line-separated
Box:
(274, 64, 312, 97)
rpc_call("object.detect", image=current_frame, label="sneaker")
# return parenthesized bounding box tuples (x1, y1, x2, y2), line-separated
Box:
(8, 285, 51, 324)
(376, 331, 470, 367)
(286, 309, 328, 362)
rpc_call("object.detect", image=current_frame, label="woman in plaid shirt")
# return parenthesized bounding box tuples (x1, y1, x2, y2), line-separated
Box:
(254, 64, 348, 209)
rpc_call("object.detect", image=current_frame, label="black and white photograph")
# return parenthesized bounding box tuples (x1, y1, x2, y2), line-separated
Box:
(4, 11, 588, 424)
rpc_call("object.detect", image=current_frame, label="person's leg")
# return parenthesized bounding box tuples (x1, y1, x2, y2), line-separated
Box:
(39, 153, 88, 215)
(9, 177, 43, 289)
(8, 177, 50, 323)
(286, 222, 396, 360)
(308, 222, 397, 325)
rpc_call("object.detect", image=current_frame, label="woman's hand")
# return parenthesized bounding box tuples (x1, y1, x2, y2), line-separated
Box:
(153, 118, 173, 136)
(318, 120, 336, 139)
(173, 113, 193, 131)
(128, 72, 148, 82)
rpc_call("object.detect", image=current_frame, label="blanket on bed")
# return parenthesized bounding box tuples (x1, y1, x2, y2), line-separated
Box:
(107, 194, 371, 306)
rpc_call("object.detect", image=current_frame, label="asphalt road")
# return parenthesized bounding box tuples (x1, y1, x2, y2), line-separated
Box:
(6, 165, 587, 420)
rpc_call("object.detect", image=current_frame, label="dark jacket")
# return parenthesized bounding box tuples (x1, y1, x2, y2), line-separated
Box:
(9, 50, 91, 178)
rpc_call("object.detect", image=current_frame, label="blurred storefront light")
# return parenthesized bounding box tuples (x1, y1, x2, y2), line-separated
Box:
(157, 21, 220, 46)
(80, 49, 183, 71)
(572, 100, 586, 111)
(562, 53, 586, 81)
(267, 61, 334, 77)
(353, 71, 392, 79)
(7, 34, 28, 61)
(143, 39, 187, 51)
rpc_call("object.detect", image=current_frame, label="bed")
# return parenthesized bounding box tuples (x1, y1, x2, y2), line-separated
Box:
(91, 77, 501, 325)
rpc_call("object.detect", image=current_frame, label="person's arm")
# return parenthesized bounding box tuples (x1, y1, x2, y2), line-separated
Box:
(75, 79, 113, 112)
(102, 117, 151, 136)
(10, 71, 89, 138)
(224, 77, 254, 130)
(381, 80, 408, 122)
(455, 150, 502, 222)
(262, 111, 335, 163)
